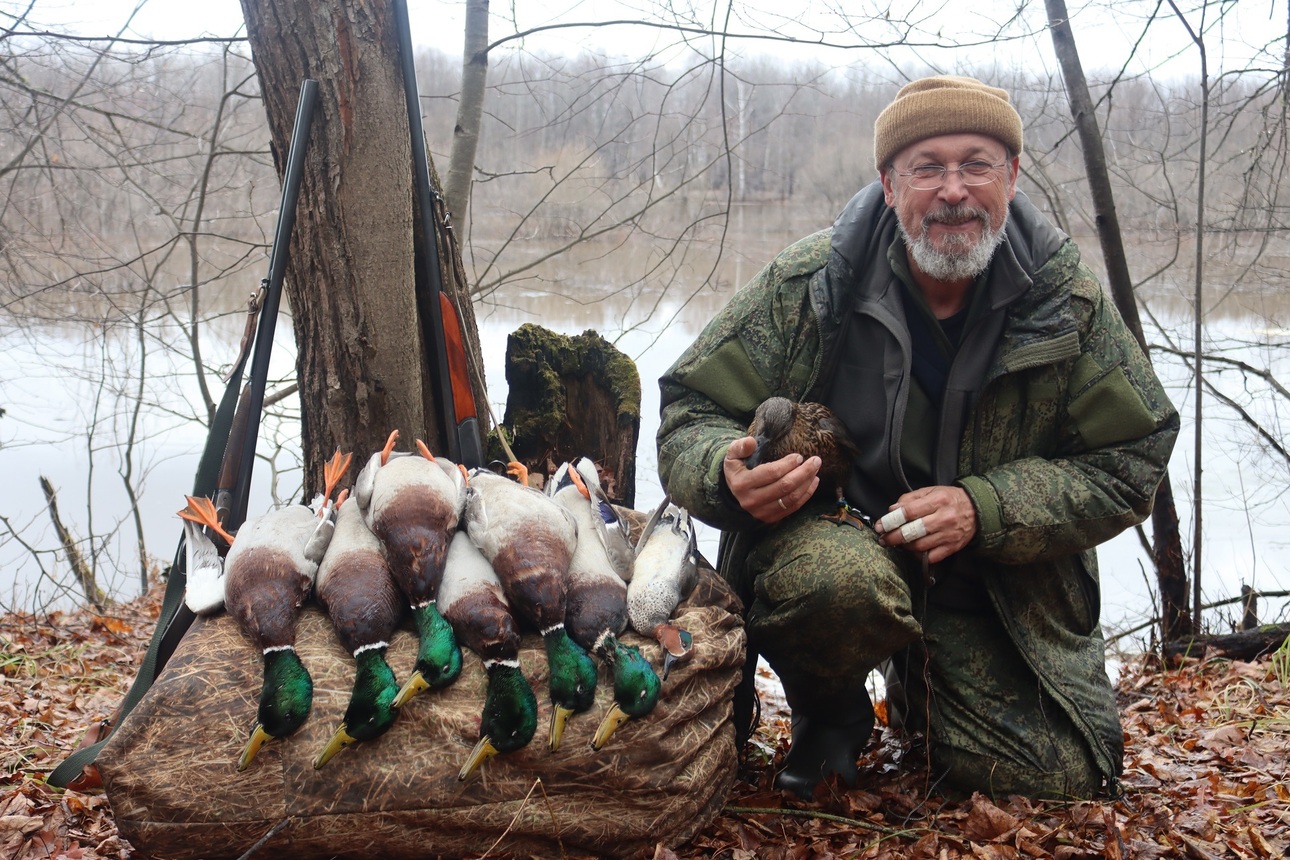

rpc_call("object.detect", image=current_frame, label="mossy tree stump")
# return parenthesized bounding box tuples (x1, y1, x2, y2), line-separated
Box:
(493, 324, 640, 507)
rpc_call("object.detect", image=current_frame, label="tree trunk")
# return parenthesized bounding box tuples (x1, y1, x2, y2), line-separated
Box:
(40, 476, 109, 612)
(239, 0, 486, 491)
(499, 324, 640, 508)
(1162, 624, 1290, 665)
(1045, 0, 1191, 642)
(444, 0, 489, 239)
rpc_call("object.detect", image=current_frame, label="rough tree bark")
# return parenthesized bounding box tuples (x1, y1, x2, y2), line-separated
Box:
(499, 324, 640, 508)
(238, 0, 487, 492)
(1045, 0, 1191, 643)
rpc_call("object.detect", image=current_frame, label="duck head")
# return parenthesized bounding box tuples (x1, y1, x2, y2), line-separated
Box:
(239, 647, 312, 771)
(313, 646, 400, 769)
(744, 396, 795, 469)
(591, 638, 662, 750)
(544, 628, 598, 751)
(458, 660, 539, 780)
(392, 602, 463, 707)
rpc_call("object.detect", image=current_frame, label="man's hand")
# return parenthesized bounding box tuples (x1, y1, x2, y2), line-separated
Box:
(723, 436, 820, 523)
(873, 485, 977, 563)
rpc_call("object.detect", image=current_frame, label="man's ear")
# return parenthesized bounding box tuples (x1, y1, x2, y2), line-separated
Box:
(1005, 155, 1020, 201)
(880, 167, 896, 207)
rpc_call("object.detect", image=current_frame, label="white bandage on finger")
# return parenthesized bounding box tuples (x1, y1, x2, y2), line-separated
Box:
(900, 518, 928, 542)
(878, 507, 908, 533)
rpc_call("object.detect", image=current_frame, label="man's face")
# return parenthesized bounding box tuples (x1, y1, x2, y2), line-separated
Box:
(880, 133, 1020, 284)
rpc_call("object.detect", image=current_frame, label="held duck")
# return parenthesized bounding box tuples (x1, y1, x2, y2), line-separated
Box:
(439, 530, 538, 780)
(354, 430, 465, 706)
(745, 397, 866, 526)
(177, 450, 348, 771)
(548, 461, 661, 751)
(462, 462, 598, 751)
(628, 496, 700, 680)
(313, 489, 407, 769)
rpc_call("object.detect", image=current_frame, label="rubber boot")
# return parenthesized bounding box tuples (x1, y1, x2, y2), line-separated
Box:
(732, 645, 761, 750)
(773, 682, 874, 800)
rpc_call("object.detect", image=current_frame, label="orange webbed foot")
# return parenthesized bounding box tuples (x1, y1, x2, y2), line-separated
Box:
(380, 429, 400, 465)
(178, 496, 236, 546)
(505, 461, 530, 487)
(323, 449, 353, 500)
(566, 463, 590, 498)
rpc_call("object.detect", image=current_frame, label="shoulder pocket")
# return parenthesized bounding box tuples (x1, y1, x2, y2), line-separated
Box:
(1066, 355, 1157, 450)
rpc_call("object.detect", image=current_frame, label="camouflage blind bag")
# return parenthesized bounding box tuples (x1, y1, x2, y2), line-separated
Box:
(97, 567, 744, 860)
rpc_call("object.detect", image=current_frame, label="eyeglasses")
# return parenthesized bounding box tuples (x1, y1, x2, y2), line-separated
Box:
(895, 160, 1007, 191)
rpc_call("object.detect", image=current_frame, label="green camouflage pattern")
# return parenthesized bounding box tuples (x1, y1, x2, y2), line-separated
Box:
(657, 191, 1179, 794)
(889, 601, 1105, 800)
(739, 499, 922, 697)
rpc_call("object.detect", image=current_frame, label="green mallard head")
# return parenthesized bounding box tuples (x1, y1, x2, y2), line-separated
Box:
(314, 647, 400, 769)
(458, 661, 539, 780)
(543, 627, 598, 751)
(239, 648, 313, 771)
(393, 601, 463, 707)
(590, 639, 662, 750)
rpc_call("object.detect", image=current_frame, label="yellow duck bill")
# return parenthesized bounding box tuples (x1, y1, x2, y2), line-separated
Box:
(237, 724, 273, 772)
(313, 724, 357, 769)
(392, 671, 431, 709)
(458, 735, 500, 781)
(548, 704, 576, 752)
(591, 703, 632, 751)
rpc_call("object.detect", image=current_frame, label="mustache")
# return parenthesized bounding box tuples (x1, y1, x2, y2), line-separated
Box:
(922, 204, 990, 229)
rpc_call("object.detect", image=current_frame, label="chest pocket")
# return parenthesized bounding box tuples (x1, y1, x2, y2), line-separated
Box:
(970, 367, 1064, 468)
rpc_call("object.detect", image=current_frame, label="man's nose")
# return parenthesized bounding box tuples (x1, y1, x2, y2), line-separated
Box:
(938, 168, 971, 201)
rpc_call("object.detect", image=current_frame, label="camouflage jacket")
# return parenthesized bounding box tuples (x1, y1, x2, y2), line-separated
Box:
(657, 181, 1180, 779)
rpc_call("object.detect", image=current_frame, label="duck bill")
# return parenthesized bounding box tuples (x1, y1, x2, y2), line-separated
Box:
(548, 704, 575, 752)
(237, 723, 273, 771)
(591, 703, 632, 751)
(313, 723, 357, 770)
(458, 735, 500, 781)
(393, 671, 430, 709)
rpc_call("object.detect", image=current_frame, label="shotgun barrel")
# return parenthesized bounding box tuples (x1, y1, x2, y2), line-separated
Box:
(393, 0, 484, 469)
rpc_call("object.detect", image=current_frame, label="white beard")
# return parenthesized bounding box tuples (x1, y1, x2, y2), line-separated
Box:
(899, 203, 1007, 283)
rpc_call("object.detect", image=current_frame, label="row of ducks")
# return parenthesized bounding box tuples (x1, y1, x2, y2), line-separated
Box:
(178, 431, 699, 781)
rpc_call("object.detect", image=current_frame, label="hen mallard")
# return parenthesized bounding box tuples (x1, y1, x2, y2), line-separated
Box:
(439, 530, 539, 780)
(178, 450, 348, 770)
(312, 486, 407, 769)
(353, 429, 465, 706)
(745, 396, 865, 526)
(547, 460, 661, 750)
(628, 495, 700, 680)
(462, 462, 598, 750)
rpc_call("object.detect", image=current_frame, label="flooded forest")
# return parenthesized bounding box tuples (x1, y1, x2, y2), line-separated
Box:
(1, 0, 1288, 650)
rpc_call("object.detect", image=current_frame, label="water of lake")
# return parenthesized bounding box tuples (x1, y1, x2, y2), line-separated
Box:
(2, 236, 1287, 652)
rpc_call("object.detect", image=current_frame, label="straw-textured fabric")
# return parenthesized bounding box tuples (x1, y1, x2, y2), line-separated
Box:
(873, 75, 1023, 168)
(99, 567, 743, 860)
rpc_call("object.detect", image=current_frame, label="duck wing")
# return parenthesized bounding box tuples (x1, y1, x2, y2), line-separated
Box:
(182, 518, 226, 615)
(439, 531, 521, 662)
(464, 469, 575, 632)
(315, 501, 403, 655)
(572, 457, 634, 582)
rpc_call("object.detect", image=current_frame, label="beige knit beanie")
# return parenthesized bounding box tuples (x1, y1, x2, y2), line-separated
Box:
(873, 76, 1023, 169)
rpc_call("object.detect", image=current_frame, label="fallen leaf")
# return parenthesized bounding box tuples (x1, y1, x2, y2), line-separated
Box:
(0, 814, 43, 835)
(964, 794, 1020, 842)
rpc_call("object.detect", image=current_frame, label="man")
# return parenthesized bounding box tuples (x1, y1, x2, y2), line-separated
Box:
(657, 76, 1178, 800)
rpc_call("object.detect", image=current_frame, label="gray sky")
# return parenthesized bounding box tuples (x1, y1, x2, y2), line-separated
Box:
(7, 0, 1283, 80)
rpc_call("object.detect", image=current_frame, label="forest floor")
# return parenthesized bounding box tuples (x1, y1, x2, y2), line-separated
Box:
(2, 580, 1287, 860)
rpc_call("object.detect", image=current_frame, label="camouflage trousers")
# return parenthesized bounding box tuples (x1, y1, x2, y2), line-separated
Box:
(735, 501, 1105, 799)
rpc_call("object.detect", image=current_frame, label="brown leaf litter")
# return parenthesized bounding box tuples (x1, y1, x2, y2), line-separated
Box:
(2, 581, 1286, 859)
